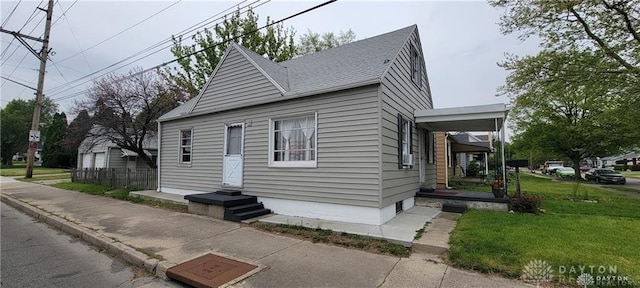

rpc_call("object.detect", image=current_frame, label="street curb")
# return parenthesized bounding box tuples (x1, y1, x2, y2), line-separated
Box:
(0, 194, 172, 279)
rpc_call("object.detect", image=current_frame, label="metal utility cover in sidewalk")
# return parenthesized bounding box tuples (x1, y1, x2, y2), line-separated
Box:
(166, 253, 258, 288)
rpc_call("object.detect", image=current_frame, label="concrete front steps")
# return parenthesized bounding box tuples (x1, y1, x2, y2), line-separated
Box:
(411, 212, 460, 258)
(184, 190, 271, 222)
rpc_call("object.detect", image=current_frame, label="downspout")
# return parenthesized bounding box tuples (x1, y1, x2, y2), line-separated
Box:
(444, 133, 449, 189)
(157, 121, 161, 192)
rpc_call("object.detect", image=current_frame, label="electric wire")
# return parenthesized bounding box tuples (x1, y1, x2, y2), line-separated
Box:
(45, 0, 261, 96)
(56, 0, 92, 70)
(51, 0, 337, 102)
(1, 0, 23, 27)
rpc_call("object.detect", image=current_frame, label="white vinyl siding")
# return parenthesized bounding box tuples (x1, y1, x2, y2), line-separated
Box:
(269, 113, 317, 168)
(160, 85, 381, 207)
(179, 129, 192, 165)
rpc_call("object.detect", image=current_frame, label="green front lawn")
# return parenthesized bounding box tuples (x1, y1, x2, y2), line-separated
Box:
(17, 173, 71, 182)
(52, 182, 112, 195)
(448, 174, 640, 286)
(1, 165, 67, 176)
(622, 171, 640, 179)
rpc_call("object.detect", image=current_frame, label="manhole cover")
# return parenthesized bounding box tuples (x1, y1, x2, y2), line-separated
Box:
(166, 253, 258, 288)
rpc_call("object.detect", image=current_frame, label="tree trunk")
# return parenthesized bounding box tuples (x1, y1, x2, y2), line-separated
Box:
(572, 157, 582, 181)
(139, 153, 157, 169)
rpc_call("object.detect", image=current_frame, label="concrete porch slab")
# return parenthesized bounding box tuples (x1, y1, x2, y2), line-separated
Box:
(259, 206, 441, 247)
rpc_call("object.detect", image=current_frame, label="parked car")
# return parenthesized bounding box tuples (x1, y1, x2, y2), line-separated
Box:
(584, 169, 626, 184)
(555, 167, 575, 178)
(543, 161, 564, 175)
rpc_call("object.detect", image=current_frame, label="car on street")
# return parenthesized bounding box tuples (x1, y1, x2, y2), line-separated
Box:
(584, 168, 626, 184)
(543, 161, 564, 175)
(555, 167, 575, 178)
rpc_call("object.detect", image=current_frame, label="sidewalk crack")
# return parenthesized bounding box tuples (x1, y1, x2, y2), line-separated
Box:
(377, 258, 401, 288)
(256, 239, 304, 261)
(438, 265, 448, 288)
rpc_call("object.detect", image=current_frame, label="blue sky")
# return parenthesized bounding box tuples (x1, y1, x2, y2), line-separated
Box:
(1, 0, 540, 118)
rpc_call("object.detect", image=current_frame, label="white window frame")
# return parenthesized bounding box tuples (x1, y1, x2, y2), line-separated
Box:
(178, 128, 193, 166)
(268, 112, 317, 168)
(402, 120, 411, 159)
(410, 45, 422, 88)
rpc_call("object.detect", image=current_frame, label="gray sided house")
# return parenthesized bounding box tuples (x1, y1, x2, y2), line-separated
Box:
(77, 132, 158, 170)
(158, 25, 436, 225)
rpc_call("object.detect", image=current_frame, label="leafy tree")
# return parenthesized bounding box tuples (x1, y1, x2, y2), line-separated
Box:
(165, 7, 296, 96)
(79, 69, 187, 168)
(59, 110, 93, 168)
(500, 50, 634, 178)
(491, 0, 640, 142)
(297, 29, 356, 56)
(490, 0, 640, 76)
(0, 98, 58, 165)
(42, 112, 70, 167)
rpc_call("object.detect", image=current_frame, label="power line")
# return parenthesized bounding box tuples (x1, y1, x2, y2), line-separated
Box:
(56, 0, 91, 70)
(56, 0, 181, 64)
(1, 13, 45, 66)
(0, 75, 37, 90)
(52, 0, 337, 103)
(1, 0, 22, 27)
(45, 0, 261, 96)
(19, 0, 44, 31)
(51, 0, 77, 27)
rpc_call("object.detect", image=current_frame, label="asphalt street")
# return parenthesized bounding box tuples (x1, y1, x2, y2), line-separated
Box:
(1, 201, 160, 288)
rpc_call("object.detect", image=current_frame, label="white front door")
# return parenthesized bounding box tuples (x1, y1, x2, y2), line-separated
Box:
(222, 123, 244, 187)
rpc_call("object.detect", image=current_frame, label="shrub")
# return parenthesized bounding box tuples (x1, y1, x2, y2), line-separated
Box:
(630, 165, 640, 171)
(613, 164, 626, 171)
(509, 193, 543, 214)
(467, 162, 480, 177)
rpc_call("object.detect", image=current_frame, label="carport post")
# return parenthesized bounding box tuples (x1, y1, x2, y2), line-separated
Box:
(501, 118, 507, 192)
(484, 152, 489, 177)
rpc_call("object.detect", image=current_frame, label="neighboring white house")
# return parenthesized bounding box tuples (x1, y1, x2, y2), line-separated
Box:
(77, 131, 158, 170)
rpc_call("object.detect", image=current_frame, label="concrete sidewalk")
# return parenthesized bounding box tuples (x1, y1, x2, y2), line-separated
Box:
(0, 178, 527, 287)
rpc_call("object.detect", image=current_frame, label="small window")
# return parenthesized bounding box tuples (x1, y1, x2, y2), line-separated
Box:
(410, 45, 422, 87)
(179, 129, 192, 164)
(269, 114, 317, 168)
(397, 114, 414, 168)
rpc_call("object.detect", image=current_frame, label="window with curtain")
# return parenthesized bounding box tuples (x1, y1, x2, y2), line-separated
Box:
(270, 114, 317, 167)
(179, 129, 192, 164)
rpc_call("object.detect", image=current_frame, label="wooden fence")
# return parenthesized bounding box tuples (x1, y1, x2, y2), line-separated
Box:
(71, 168, 157, 191)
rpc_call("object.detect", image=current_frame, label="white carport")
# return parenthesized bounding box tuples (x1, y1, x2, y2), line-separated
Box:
(414, 103, 509, 189)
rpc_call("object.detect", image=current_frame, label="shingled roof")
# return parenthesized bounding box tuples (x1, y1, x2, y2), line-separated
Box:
(160, 25, 416, 121)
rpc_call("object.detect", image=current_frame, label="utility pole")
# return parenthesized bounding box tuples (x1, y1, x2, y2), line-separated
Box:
(25, 0, 54, 178)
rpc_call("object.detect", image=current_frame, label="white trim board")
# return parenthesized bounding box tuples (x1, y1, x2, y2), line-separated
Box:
(258, 197, 413, 226)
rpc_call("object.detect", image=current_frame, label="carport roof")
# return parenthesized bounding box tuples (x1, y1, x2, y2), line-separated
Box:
(414, 103, 509, 132)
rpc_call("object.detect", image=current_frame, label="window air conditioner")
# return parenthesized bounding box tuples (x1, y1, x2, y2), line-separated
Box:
(403, 154, 414, 166)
